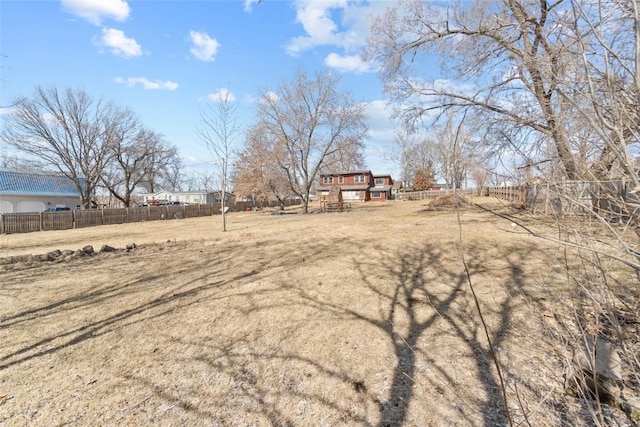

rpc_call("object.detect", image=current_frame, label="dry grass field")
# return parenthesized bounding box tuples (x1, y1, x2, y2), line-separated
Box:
(0, 197, 634, 426)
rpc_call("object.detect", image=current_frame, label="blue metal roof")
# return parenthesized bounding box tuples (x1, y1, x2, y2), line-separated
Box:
(0, 169, 81, 197)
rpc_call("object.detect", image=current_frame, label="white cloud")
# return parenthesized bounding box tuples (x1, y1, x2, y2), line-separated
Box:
(189, 31, 220, 62)
(286, 1, 342, 55)
(208, 88, 236, 103)
(362, 99, 401, 176)
(243, 0, 261, 12)
(97, 28, 142, 58)
(244, 91, 278, 105)
(61, 0, 130, 26)
(365, 99, 397, 141)
(263, 91, 279, 104)
(0, 107, 16, 116)
(324, 52, 371, 73)
(286, 0, 385, 56)
(115, 77, 178, 91)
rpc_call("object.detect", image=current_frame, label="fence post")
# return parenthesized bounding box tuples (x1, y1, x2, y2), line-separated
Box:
(519, 186, 524, 205)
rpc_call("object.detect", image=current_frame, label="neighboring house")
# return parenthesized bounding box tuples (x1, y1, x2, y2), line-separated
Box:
(392, 180, 404, 195)
(317, 170, 394, 202)
(0, 168, 82, 214)
(139, 190, 236, 206)
(371, 174, 394, 201)
(429, 183, 450, 191)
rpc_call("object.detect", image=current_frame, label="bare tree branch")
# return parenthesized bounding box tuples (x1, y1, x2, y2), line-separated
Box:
(255, 67, 368, 213)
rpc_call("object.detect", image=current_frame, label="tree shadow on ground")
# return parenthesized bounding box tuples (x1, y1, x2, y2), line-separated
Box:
(138, 238, 573, 426)
(0, 234, 578, 425)
(282, 240, 567, 426)
(0, 238, 343, 372)
(355, 243, 513, 426)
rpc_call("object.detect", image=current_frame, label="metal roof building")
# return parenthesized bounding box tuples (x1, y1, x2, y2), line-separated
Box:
(0, 169, 80, 196)
(0, 168, 83, 213)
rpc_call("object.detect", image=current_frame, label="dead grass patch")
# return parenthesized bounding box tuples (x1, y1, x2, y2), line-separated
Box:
(0, 198, 635, 426)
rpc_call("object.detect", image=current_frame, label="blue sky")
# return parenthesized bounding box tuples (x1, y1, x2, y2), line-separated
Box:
(0, 0, 411, 178)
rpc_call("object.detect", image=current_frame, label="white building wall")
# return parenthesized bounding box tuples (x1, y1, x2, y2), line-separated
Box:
(342, 191, 362, 201)
(0, 195, 81, 213)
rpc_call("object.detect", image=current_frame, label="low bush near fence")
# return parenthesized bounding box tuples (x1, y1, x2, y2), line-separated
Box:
(0, 199, 300, 234)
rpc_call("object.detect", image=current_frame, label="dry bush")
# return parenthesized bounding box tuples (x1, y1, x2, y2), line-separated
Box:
(500, 188, 640, 426)
(422, 194, 471, 211)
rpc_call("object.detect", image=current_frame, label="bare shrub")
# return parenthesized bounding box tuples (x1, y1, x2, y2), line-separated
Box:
(422, 194, 471, 211)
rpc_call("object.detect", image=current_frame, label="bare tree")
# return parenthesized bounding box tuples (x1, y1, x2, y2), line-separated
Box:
(155, 152, 183, 192)
(320, 139, 367, 174)
(366, 0, 633, 181)
(565, 0, 640, 189)
(0, 86, 122, 208)
(183, 169, 217, 192)
(0, 151, 19, 169)
(0, 150, 45, 171)
(232, 125, 292, 209)
(101, 125, 176, 207)
(469, 164, 491, 195)
(196, 90, 241, 231)
(391, 126, 438, 188)
(389, 127, 414, 188)
(433, 115, 477, 189)
(255, 67, 368, 213)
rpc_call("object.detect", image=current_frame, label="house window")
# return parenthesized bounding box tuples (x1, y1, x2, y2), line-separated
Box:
(354, 175, 365, 183)
(322, 176, 334, 184)
(374, 178, 385, 185)
(338, 176, 344, 184)
(371, 191, 381, 198)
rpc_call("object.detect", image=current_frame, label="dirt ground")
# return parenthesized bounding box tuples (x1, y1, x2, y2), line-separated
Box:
(0, 198, 628, 426)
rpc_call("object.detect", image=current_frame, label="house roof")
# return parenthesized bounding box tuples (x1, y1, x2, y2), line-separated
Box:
(371, 185, 393, 191)
(320, 170, 371, 177)
(0, 169, 80, 197)
(320, 171, 394, 181)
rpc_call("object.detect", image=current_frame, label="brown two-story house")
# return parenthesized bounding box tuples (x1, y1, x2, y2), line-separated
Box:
(316, 170, 394, 202)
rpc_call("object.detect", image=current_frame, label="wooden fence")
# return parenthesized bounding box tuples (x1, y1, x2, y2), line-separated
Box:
(395, 188, 476, 201)
(489, 180, 640, 221)
(0, 199, 300, 234)
(487, 186, 526, 205)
